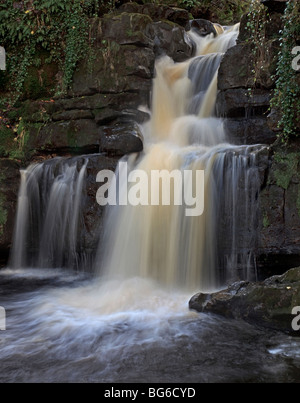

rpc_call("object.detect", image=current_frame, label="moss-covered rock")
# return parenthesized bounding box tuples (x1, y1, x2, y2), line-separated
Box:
(189, 267, 300, 334)
(117, 2, 190, 28)
(70, 41, 154, 97)
(258, 142, 300, 263)
(0, 126, 15, 158)
(189, 0, 250, 25)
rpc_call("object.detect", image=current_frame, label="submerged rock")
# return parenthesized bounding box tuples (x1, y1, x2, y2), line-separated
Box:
(189, 268, 300, 334)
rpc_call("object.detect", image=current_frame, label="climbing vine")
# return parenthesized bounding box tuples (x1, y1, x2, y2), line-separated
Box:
(0, 0, 116, 108)
(271, 0, 300, 141)
(244, 0, 268, 91)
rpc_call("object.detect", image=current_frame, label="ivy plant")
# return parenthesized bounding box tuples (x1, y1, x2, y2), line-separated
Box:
(0, 0, 112, 109)
(271, 0, 300, 141)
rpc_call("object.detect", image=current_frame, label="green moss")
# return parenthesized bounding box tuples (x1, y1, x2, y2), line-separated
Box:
(283, 268, 300, 284)
(263, 213, 270, 228)
(237, 65, 248, 78)
(6, 110, 19, 121)
(24, 68, 45, 100)
(0, 127, 15, 157)
(67, 123, 78, 149)
(273, 152, 299, 190)
(0, 118, 34, 161)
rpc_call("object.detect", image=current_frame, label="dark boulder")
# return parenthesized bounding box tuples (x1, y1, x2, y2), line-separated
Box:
(148, 21, 195, 62)
(189, 267, 300, 334)
(188, 19, 218, 36)
(99, 121, 144, 157)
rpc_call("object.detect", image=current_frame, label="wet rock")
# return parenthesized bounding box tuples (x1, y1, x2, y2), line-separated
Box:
(189, 267, 300, 334)
(29, 119, 143, 156)
(80, 154, 119, 258)
(188, 19, 218, 36)
(218, 43, 255, 90)
(216, 88, 271, 118)
(149, 21, 195, 62)
(0, 159, 20, 261)
(218, 40, 279, 91)
(224, 118, 277, 145)
(216, 88, 277, 145)
(99, 121, 144, 157)
(258, 142, 300, 260)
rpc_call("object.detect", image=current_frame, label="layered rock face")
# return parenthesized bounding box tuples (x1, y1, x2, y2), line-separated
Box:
(19, 11, 194, 158)
(0, 3, 195, 261)
(216, 2, 283, 145)
(0, 0, 299, 279)
(216, 0, 300, 276)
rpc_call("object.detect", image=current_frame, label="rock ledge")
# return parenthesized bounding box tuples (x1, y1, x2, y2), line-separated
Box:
(189, 268, 300, 334)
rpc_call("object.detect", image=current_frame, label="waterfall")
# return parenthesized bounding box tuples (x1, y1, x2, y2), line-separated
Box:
(10, 157, 88, 270)
(10, 23, 264, 291)
(97, 24, 263, 291)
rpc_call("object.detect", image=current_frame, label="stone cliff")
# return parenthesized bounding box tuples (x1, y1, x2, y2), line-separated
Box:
(0, 0, 299, 280)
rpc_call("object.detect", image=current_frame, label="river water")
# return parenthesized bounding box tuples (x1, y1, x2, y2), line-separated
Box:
(1, 24, 300, 383)
(0, 268, 299, 383)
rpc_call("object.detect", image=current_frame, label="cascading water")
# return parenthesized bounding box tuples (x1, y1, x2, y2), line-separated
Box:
(9, 157, 88, 270)
(98, 24, 263, 291)
(9, 24, 262, 290)
(2, 23, 297, 384)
